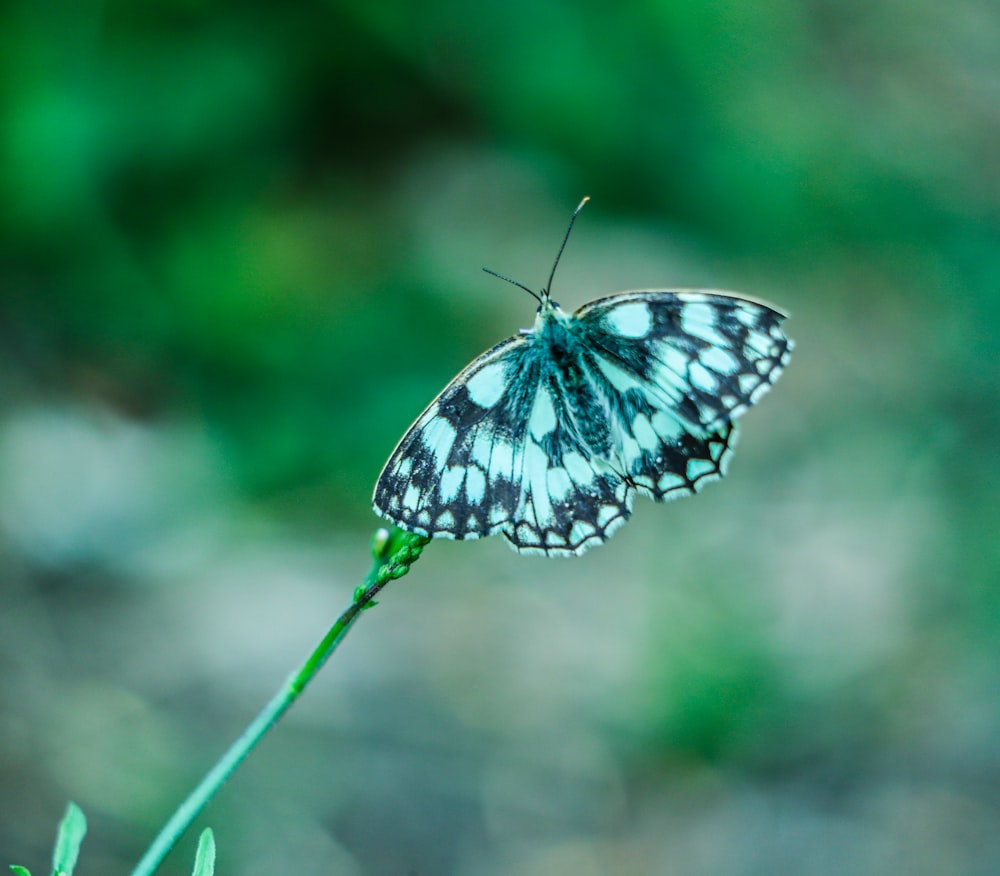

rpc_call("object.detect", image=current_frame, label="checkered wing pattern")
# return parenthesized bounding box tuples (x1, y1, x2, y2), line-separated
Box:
(373, 289, 792, 556)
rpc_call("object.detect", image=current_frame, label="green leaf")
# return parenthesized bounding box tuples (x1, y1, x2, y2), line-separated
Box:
(51, 803, 86, 876)
(10, 866, 32, 876)
(190, 829, 216, 876)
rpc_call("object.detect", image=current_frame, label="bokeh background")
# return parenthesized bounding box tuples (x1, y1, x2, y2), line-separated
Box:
(2, 1, 998, 873)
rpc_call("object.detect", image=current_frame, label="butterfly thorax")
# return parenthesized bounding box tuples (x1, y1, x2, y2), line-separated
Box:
(530, 301, 615, 459)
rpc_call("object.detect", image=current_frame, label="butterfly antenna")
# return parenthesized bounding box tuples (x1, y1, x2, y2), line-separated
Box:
(544, 195, 589, 300)
(482, 267, 542, 304)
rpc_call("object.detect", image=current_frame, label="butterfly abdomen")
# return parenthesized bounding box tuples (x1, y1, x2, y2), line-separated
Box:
(542, 319, 614, 458)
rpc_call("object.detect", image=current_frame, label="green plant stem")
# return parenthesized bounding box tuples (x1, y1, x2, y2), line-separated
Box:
(130, 528, 429, 876)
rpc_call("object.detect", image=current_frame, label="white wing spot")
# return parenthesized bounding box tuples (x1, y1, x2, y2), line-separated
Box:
(597, 504, 619, 527)
(606, 301, 652, 337)
(658, 472, 687, 491)
(690, 362, 718, 393)
(435, 510, 455, 529)
(687, 458, 716, 480)
(516, 523, 539, 544)
(528, 387, 557, 439)
(546, 466, 573, 502)
(596, 355, 637, 393)
(632, 414, 660, 452)
(422, 418, 457, 467)
(465, 466, 487, 503)
(488, 440, 514, 481)
(616, 430, 642, 470)
(695, 400, 721, 423)
(439, 466, 465, 502)
(470, 436, 493, 469)
(523, 439, 553, 524)
(403, 481, 421, 511)
(701, 346, 739, 374)
(563, 451, 593, 483)
(681, 302, 728, 347)
(658, 346, 691, 380)
(739, 374, 761, 394)
(747, 332, 775, 358)
(650, 411, 683, 441)
(465, 362, 507, 407)
(570, 520, 597, 543)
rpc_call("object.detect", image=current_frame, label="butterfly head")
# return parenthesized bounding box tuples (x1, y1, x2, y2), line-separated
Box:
(536, 286, 561, 314)
(530, 293, 572, 340)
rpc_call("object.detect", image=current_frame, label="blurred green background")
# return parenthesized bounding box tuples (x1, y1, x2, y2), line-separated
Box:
(2, 0, 998, 873)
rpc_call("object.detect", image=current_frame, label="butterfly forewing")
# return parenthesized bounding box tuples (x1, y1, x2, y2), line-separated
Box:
(373, 335, 531, 540)
(373, 288, 792, 556)
(575, 290, 791, 432)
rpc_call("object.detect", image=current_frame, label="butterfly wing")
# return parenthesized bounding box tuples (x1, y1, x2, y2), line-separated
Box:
(373, 335, 534, 541)
(373, 333, 637, 556)
(575, 290, 792, 429)
(571, 290, 791, 501)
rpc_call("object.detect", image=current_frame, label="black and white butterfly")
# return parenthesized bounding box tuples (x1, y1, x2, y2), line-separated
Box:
(373, 199, 792, 556)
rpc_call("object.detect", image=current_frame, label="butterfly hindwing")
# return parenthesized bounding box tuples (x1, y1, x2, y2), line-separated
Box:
(503, 377, 633, 555)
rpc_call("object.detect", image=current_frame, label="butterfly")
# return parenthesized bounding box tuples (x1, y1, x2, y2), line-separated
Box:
(373, 198, 792, 556)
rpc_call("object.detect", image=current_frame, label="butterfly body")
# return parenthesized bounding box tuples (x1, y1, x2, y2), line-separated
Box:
(373, 286, 792, 556)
